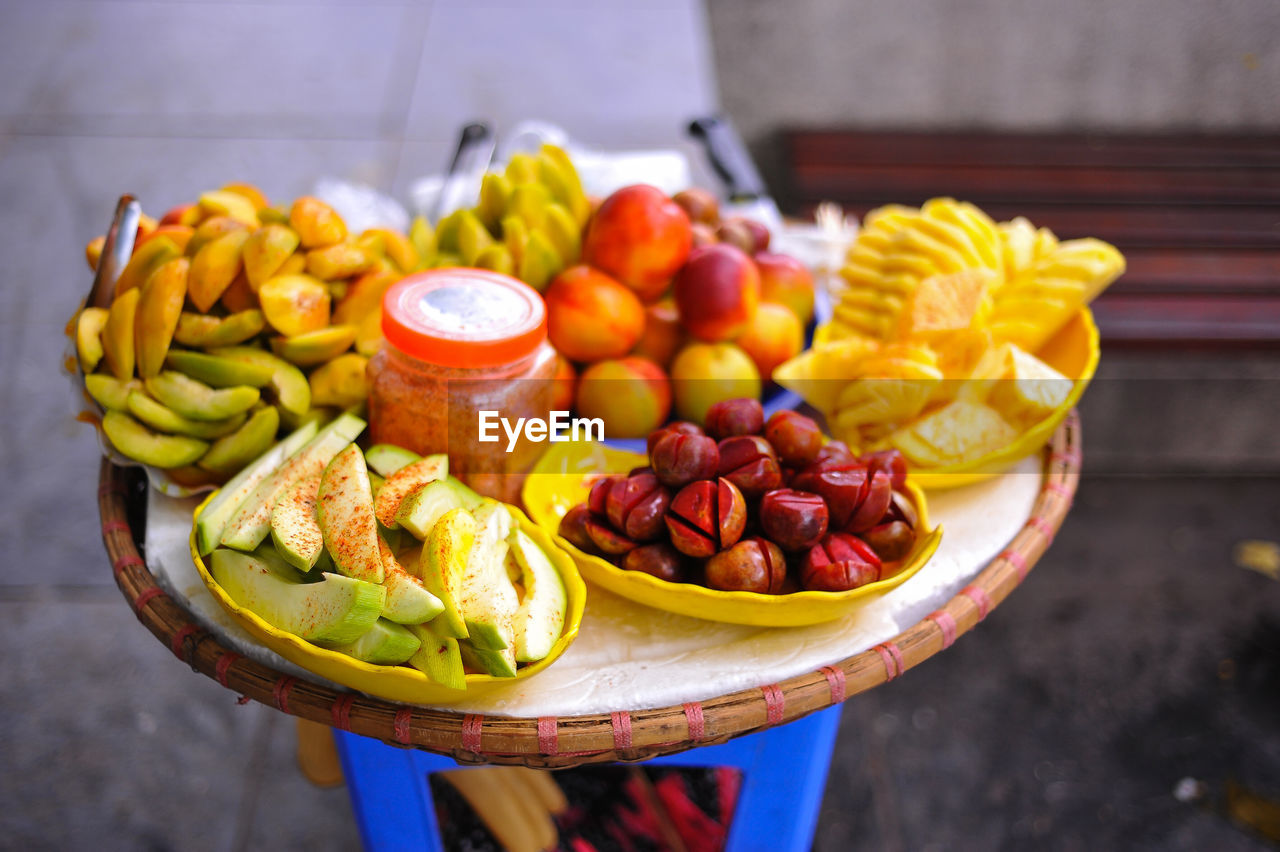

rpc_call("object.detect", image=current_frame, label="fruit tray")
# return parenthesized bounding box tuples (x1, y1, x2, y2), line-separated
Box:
(98, 412, 1081, 769)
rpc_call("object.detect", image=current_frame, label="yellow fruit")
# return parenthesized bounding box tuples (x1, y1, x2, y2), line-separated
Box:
(362, 228, 418, 273)
(505, 152, 538, 185)
(306, 242, 373, 280)
(186, 216, 248, 258)
(409, 216, 436, 269)
(509, 183, 551, 231)
(258, 274, 331, 337)
(773, 336, 881, 414)
(989, 238, 1124, 352)
(114, 237, 181, 296)
(243, 224, 300, 289)
(220, 182, 270, 210)
(269, 326, 357, 367)
(889, 400, 1018, 465)
(102, 289, 142, 381)
(478, 173, 512, 232)
(537, 148, 591, 226)
(517, 230, 561, 292)
(899, 268, 996, 339)
(290, 196, 347, 249)
(188, 230, 250, 312)
(831, 346, 942, 438)
(455, 211, 495, 266)
(354, 307, 383, 356)
(309, 353, 369, 409)
(219, 272, 258, 314)
(173, 310, 265, 349)
(333, 266, 398, 326)
(670, 342, 761, 425)
(134, 257, 190, 378)
(980, 345, 1072, 426)
(85, 236, 105, 272)
(541, 203, 581, 264)
(76, 307, 109, 373)
(474, 244, 515, 276)
(199, 190, 260, 227)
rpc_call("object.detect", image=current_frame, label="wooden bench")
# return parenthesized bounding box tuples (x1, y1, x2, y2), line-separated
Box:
(779, 131, 1280, 349)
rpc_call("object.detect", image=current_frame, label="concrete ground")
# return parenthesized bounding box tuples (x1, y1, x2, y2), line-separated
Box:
(1, 0, 1278, 849)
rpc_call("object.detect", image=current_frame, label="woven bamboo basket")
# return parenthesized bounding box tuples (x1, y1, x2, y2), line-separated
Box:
(98, 411, 1081, 769)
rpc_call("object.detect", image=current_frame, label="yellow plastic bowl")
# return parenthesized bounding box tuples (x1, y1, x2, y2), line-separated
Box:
(523, 442, 942, 627)
(909, 308, 1099, 489)
(190, 494, 587, 706)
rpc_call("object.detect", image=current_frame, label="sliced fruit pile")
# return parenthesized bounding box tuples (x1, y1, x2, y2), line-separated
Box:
(76, 185, 426, 484)
(776, 198, 1125, 466)
(195, 413, 569, 685)
(421, 143, 590, 291)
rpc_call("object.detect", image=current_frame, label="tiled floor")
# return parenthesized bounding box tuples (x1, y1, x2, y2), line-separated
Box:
(1, 1, 1278, 849)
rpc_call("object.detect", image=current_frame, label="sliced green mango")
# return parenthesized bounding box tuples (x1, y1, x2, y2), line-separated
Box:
(102, 409, 208, 468)
(458, 502, 519, 651)
(145, 371, 260, 421)
(418, 508, 474, 639)
(459, 640, 517, 679)
(220, 413, 364, 552)
(198, 405, 280, 474)
(209, 346, 310, 416)
(209, 549, 383, 645)
(195, 419, 320, 556)
(372, 455, 449, 528)
(165, 349, 274, 388)
(406, 622, 466, 690)
(76, 308, 109, 374)
(323, 618, 420, 665)
(270, 475, 324, 571)
(378, 536, 444, 624)
(316, 443, 383, 583)
(127, 391, 248, 439)
(268, 326, 356, 367)
(395, 478, 476, 541)
(85, 375, 141, 411)
(364, 444, 420, 477)
(173, 310, 265, 349)
(509, 530, 567, 663)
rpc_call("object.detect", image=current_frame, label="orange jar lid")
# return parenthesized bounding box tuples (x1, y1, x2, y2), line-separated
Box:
(381, 268, 547, 368)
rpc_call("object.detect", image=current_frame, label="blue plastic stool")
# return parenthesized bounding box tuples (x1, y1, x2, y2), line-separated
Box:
(335, 705, 842, 852)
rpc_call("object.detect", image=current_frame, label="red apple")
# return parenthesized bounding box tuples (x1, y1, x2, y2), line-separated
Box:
(673, 244, 760, 342)
(582, 185, 693, 302)
(755, 251, 816, 326)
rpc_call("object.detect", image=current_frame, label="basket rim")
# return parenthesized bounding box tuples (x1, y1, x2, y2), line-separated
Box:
(98, 411, 1082, 769)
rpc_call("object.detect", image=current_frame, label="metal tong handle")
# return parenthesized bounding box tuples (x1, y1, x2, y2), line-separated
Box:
(85, 195, 142, 310)
(688, 115, 767, 202)
(433, 121, 496, 222)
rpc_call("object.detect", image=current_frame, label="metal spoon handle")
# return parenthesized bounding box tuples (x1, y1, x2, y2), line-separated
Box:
(86, 194, 142, 309)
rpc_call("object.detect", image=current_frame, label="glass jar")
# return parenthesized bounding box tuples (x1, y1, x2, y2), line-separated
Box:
(368, 268, 556, 504)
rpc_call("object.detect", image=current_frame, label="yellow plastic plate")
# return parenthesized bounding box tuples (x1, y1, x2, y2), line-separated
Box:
(909, 308, 1099, 489)
(190, 494, 587, 706)
(523, 442, 942, 627)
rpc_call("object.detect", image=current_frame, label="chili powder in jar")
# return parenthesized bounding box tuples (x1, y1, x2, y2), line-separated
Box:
(369, 269, 556, 504)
